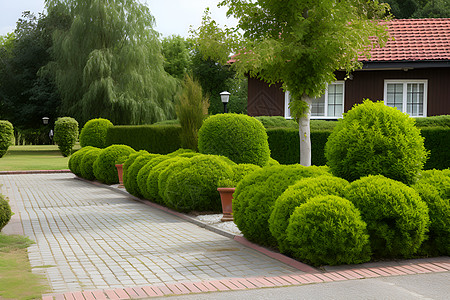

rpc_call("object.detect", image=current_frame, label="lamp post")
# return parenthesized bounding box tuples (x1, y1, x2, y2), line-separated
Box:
(42, 117, 53, 144)
(42, 117, 49, 125)
(220, 91, 230, 113)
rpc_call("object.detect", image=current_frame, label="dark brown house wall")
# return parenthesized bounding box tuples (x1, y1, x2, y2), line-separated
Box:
(247, 77, 285, 116)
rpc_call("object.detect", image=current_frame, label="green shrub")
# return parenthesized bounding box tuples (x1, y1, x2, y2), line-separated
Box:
(198, 113, 270, 167)
(325, 100, 427, 184)
(68, 146, 97, 176)
(138, 155, 171, 199)
(93, 145, 136, 184)
(421, 127, 450, 170)
(53, 117, 79, 157)
(344, 175, 429, 258)
(125, 154, 159, 198)
(269, 175, 349, 253)
(80, 148, 102, 180)
(0, 120, 14, 158)
(166, 148, 196, 157)
(414, 115, 450, 128)
(0, 194, 12, 231)
(286, 195, 371, 266)
(255, 116, 298, 128)
(158, 157, 192, 202)
(231, 164, 262, 184)
(79, 118, 113, 148)
(164, 155, 234, 212)
(233, 164, 328, 247)
(106, 125, 181, 154)
(176, 74, 209, 151)
(418, 169, 450, 198)
(123, 151, 150, 189)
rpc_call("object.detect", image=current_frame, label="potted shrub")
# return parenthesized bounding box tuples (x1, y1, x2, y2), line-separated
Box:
(115, 156, 128, 188)
(217, 178, 236, 222)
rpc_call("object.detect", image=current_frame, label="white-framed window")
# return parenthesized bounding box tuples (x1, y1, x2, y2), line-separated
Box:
(284, 81, 345, 119)
(384, 80, 427, 117)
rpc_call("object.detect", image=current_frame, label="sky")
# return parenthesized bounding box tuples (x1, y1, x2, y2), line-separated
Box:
(0, 0, 236, 37)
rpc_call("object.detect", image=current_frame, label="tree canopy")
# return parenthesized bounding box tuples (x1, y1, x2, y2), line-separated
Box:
(45, 0, 178, 125)
(193, 0, 390, 165)
(381, 0, 450, 18)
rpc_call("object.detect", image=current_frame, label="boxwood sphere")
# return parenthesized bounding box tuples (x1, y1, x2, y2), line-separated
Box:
(136, 155, 165, 199)
(232, 164, 262, 184)
(344, 175, 429, 258)
(164, 155, 234, 212)
(125, 153, 159, 198)
(0, 120, 14, 158)
(93, 145, 135, 184)
(79, 118, 113, 148)
(123, 151, 149, 190)
(80, 148, 102, 180)
(269, 175, 349, 253)
(233, 164, 328, 247)
(286, 195, 371, 266)
(68, 146, 97, 176)
(325, 100, 427, 184)
(0, 194, 12, 231)
(198, 113, 271, 167)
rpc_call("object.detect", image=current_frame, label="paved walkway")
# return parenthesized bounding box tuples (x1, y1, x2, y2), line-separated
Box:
(0, 173, 449, 300)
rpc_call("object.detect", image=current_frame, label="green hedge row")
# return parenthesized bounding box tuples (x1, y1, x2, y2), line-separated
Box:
(106, 125, 181, 154)
(266, 127, 449, 169)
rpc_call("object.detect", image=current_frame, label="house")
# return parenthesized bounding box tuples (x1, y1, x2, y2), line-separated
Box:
(247, 18, 450, 119)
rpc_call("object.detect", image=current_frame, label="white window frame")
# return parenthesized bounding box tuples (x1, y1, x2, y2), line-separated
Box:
(284, 81, 345, 119)
(383, 79, 428, 117)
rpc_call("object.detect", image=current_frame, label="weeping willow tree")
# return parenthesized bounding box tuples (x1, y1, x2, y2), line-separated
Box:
(45, 0, 177, 125)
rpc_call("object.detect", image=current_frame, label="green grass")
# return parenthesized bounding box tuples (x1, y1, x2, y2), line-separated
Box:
(0, 233, 49, 299)
(0, 144, 81, 171)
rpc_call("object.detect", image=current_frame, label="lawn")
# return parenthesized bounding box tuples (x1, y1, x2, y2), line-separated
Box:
(0, 144, 80, 171)
(0, 234, 49, 299)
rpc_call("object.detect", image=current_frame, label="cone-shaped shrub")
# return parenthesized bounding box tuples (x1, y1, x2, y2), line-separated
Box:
(233, 164, 328, 247)
(344, 175, 429, 258)
(93, 145, 135, 184)
(80, 148, 102, 180)
(286, 195, 371, 266)
(79, 118, 113, 148)
(269, 175, 349, 253)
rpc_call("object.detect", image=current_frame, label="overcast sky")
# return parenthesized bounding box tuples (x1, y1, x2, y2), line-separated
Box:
(0, 0, 236, 37)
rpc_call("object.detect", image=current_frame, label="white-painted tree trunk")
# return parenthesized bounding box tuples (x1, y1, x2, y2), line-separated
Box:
(299, 95, 312, 166)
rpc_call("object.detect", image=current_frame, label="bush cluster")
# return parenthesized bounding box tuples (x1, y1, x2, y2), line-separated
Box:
(325, 100, 428, 184)
(0, 120, 14, 158)
(54, 117, 79, 157)
(79, 118, 113, 148)
(198, 113, 271, 167)
(0, 194, 12, 231)
(80, 148, 102, 180)
(93, 145, 136, 184)
(125, 153, 158, 198)
(68, 146, 97, 176)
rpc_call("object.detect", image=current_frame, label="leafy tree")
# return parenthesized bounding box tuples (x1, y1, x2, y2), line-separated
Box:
(193, 1, 390, 166)
(161, 35, 192, 80)
(45, 0, 178, 125)
(381, 0, 450, 18)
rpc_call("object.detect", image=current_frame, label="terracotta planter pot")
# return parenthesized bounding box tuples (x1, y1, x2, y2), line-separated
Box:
(115, 164, 124, 188)
(217, 187, 235, 222)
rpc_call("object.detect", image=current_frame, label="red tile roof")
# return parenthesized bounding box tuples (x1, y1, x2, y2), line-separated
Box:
(363, 18, 450, 62)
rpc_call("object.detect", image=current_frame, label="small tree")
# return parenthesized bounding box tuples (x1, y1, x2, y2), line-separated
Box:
(54, 117, 78, 156)
(176, 74, 209, 151)
(193, 0, 390, 166)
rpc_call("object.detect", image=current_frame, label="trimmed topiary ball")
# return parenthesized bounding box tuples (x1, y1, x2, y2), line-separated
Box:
(286, 195, 371, 266)
(80, 148, 102, 180)
(164, 155, 234, 212)
(93, 145, 135, 184)
(198, 113, 271, 167)
(123, 151, 150, 189)
(0, 120, 14, 158)
(344, 175, 429, 258)
(68, 146, 97, 176)
(125, 153, 159, 198)
(233, 164, 328, 247)
(79, 118, 113, 148)
(325, 100, 427, 184)
(232, 164, 262, 184)
(54, 117, 79, 157)
(136, 155, 165, 199)
(0, 194, 12, 231)
(158, 158, 192, 203)
(269, 175, 349, 254)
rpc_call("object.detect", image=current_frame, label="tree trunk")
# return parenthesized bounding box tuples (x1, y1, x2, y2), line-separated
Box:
(299, 95, 312, 166)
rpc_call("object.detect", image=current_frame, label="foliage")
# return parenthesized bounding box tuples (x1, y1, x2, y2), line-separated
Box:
(325, 100, 427, 184)
(415, 115, 450, 128)
(163, 155, 234, 212)
(269, 175, 349, 253)
(93, 145, 135, 184)
(0, 194, 12, 231)
(380, 0, 450, 18)
(45, 0, 178, 125)
(53, 117, 78, 156)
(79, 148, 102, 180)
(231, 164, 261, 184)
(255, 116, 298, 129)
(0, 121, 14, 158)
(137, 155, 168, 199)
(79, 118, 113, 148)
(198, 113, 270, 167)
(161, 35, 192, 79)
(176, 74, 209, 151)
(123, 150, 149, 189)
(421, 127, 450, 170)
(125, 153, 159, 198)
(233, 164, 328, 247)
(158, 157, 192, 202)
(286, 195, 371, 266)
(68, 146, 96, 176)
(344, 175, 429, 258)
(106, 125, 181, 154)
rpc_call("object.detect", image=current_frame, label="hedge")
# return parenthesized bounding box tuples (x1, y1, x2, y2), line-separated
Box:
(0, 120, 14, 158)
(106, 125, 181, 154)
(421, 127, 450, 170)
